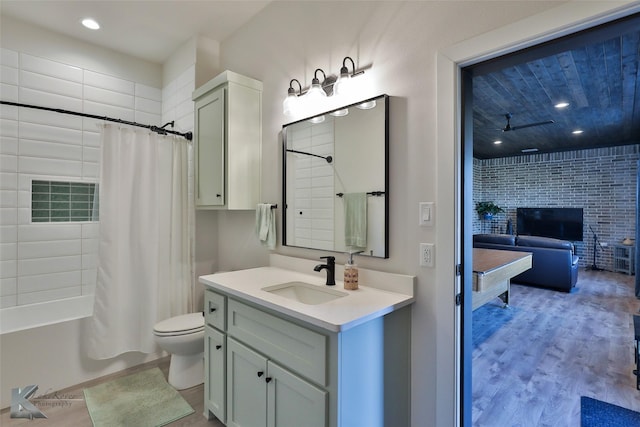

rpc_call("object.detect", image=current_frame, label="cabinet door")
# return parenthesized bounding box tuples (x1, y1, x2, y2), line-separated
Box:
(227, 338, 267, 427)
(266, 361, 327, 427)
(195, 86, 225, 207)
(205, 326, 225, 422)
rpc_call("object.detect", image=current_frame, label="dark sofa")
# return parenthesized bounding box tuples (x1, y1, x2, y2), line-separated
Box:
(473, 234, 579, 292)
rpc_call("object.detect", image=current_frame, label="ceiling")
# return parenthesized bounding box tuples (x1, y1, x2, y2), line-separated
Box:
(472, 14, 640, 159)
(0, 1, 271, 64)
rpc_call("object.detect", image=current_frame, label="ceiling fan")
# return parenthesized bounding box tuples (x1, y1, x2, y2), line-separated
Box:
(498, 113, 554, 132)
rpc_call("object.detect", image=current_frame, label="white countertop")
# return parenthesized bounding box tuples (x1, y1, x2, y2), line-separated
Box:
(199, 266, 414, 332)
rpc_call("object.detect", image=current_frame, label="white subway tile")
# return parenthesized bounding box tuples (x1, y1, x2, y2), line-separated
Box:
(82, 253, 97, 269)
(1, 294, 17, 308)
(0, 208, 17, 225)
(312, 176, 333, 189)
(17, 190, 29, 208)
(81, 223, 99, 239)
(20, 87, 83, 112)
(19, 139, 83, 160)
(18, 255, 82, 276)
(84, 86, 134, 109)
(311, 187, 334, 198)
(20, 108, 83, 130)
(84, 70, 134, 94)
(1, 104, 19, 120)
(1, 65, 18, 85)
(82, 283, 96, 296)
(0, 171, 17, 192)
(311, 229, 333, 242)
(134, 111, 161, 127)
(17, 207, 30, 225)
(0, 277, 17, 296)
(0, 225, 17, 243)
(312, 196, 333, 209)
(19, 239, 81, 259)
(1, 48, 19, 68)
(82, 130, 101, 147)
(83, 162, 99, 179)
(0, 242, 17, 261)
(0, 137, 17, 155)
(19, 224, 81, 241)
(135, 96, 162, 115)
(18, 270, 81, 293)
(1, 118, 18, 137)
(313, 208, 333, 220)
(83, 100, 134, 122)
(20, 70, 83, 99)
(312, 121, 333, 136)
(0, 82, 18, 101)
(135, 83, 162, 102)
(82, 268, 97, 286)
(17, 286, 81, 305)
(21, 53, 82, 83)
(82, 146, 99, 163)
(175, 115, 194, 133)
(18, 156, 82, 177)
(0, 189, 17, 208)
(82, 238, 98, 254)
(0, 259, 16, 278)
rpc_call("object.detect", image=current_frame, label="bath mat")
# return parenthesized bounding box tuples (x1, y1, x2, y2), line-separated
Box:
(581, 396, 640, 427)
(84, 367, 194, 427)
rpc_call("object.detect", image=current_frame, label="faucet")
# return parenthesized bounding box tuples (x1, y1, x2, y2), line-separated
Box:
(314, 256, 336, 286)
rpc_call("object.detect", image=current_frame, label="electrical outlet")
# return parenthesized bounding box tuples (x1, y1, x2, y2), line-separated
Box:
(420, 243, 435, 267)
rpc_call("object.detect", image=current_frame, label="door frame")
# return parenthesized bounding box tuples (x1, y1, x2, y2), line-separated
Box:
(434, 2, 640, 426)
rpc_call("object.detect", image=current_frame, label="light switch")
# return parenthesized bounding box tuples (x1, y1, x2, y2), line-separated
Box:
(419, 202, 435, 226)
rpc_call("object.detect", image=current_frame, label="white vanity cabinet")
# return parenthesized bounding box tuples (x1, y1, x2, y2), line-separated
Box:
(193, 70, 262, 210)
(203, 286, 411, 427)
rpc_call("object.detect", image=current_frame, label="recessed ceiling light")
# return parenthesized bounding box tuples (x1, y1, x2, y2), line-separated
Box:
(493, 140, 502, 145)
(555, 102, 570, 109)
(81, 18, 100, 30)
(572, 129, 583, 135)
(521, 148, 539, 153)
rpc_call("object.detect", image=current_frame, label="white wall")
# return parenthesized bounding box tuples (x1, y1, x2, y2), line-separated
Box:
(214, 1, 577, 426)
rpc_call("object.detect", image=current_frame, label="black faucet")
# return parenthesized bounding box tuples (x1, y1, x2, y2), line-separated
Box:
(314, 256, 336, 286)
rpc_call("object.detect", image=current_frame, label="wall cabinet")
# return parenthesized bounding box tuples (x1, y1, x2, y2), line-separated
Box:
(193, 70, 262, 210)
(203, 287, 411, 427)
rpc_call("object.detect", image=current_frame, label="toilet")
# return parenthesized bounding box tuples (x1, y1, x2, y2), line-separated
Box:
(153, 312, 205, 390)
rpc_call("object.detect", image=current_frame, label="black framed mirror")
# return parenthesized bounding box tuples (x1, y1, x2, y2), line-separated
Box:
(282, 94, 389, 258)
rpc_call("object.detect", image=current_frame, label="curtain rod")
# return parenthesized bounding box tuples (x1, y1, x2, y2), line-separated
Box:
(0, 101, 193, 141)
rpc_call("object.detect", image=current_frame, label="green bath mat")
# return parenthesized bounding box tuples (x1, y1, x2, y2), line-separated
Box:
(84, 367, 194, 427)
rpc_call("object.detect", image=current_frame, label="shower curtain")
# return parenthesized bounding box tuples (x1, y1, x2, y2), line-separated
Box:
(88, 124, 192, 359)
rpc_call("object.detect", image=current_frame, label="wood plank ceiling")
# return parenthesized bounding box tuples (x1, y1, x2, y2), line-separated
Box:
(472, 15, 640, 160)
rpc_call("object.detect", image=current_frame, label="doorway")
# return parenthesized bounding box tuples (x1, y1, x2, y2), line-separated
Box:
(435, 4, 640, 426)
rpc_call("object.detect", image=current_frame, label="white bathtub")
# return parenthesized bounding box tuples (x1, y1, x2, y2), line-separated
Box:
(0, 295, 94, 335)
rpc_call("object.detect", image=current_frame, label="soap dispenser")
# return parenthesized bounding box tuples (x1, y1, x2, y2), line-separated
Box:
(344, 251, 362, 290)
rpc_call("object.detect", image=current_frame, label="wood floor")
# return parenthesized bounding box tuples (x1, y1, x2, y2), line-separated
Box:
(472, 269, 640, 426)
(0, 356, 224, 427)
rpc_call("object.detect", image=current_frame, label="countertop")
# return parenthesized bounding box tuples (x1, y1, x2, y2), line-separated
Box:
(199, 266, 414, 332)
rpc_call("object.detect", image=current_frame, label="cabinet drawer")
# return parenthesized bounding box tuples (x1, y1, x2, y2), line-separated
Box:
(227, 299, 327, 386)
(205, 290, 226, 330)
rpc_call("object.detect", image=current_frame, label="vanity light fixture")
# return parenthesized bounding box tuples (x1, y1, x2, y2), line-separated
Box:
(329, 108, 349, 117)
(308, 115, 325, 124)
(283, 56, 368, 117)
(555, 102, 570, 109)
(572, 129, 584, 135)
(283, 79, 302, 116)
(356, 100, 377, 110)
(81, 18, 100, 30)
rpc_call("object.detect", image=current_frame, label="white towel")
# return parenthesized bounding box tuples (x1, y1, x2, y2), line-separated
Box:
(255, 204, 276, 250)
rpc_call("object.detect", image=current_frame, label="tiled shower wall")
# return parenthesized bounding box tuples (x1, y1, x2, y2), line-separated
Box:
(0, 48, 162, 308)
(473, 145, 639, 271)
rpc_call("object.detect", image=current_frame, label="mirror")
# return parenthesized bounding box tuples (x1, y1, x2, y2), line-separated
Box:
(282, 94, 389, 258)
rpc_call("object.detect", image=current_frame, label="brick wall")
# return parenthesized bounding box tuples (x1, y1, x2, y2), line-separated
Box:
(473, 145, 639, 271)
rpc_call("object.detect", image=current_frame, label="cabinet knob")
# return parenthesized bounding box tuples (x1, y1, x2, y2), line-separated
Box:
(265, 377, 272, 383)
(215, 345, 222, 350)
(257, 371, 264, 378)
(209, 306, 216, 313)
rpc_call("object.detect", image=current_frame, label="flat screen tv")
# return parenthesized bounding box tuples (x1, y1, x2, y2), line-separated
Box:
(516, 208, 583, 241)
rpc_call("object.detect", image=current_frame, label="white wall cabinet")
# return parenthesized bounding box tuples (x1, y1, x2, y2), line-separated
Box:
(193, 70, 262, 209)
(203, 288, 411, 427)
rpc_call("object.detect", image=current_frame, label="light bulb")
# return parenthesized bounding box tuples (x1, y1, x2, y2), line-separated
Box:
(283, 92, 298, 116)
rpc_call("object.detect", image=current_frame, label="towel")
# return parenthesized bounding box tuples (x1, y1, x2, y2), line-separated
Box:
(343, 193, 367, 249)
(255, 204, 276, 250)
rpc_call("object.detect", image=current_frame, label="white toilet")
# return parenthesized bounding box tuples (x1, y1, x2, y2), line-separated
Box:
(153, 312, 205, 390)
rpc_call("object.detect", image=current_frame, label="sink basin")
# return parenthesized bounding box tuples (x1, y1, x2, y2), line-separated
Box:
(262, 282, 348, 305)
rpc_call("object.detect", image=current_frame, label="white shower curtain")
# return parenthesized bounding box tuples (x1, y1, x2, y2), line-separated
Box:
(88, 124, 192, 359)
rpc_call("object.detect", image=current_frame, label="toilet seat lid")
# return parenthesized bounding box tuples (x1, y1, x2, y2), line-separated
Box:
(154, 312, 204, 334)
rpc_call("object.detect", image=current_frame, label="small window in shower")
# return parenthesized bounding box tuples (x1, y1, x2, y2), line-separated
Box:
(31, 180, 99, 222)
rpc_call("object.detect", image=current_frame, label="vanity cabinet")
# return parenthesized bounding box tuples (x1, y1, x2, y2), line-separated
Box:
(203, 287, 411, 427)
(193, 70, 262, 210)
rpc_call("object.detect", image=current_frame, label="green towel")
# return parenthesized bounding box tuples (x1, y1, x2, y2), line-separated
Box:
(344, 193, 367, 248)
